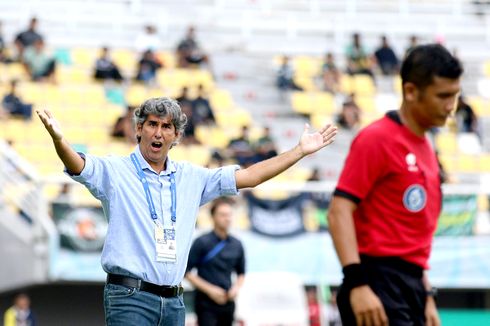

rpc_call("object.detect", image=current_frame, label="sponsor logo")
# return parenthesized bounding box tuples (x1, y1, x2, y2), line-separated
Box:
(406, 153, 419, 172)
(403, 184, 427, 212)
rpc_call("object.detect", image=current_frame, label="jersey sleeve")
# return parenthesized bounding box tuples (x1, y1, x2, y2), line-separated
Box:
(335, 129, 387, 202)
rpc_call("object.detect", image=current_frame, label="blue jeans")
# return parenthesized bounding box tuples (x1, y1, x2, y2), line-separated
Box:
(104, 283, 185, 326)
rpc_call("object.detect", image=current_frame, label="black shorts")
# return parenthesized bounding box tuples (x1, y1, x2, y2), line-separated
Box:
(337, 255, 427, 326)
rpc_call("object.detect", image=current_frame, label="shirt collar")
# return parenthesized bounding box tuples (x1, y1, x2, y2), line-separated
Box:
(133, 145, 177, 175)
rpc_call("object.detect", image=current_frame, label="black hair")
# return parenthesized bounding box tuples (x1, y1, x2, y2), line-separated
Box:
(209, 197, 234, 217)
(401, 44, 463, 92)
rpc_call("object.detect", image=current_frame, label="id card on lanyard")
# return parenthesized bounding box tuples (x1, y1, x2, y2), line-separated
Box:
(131, 153, 177, 263)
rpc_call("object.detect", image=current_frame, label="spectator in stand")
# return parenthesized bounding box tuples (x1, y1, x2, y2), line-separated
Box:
(345, 33, 375, 80)
(336, 94, 361, 131)
(180, 101, 200, 145)
(111, 105, 137, 143)
(94, 47, 123, 81)
(135, 49, 163, 84)
(192, 84, 215, 125)
(135, 25, 162, 53)
(2, 80, 33, 120)
(14, 17, 43, 59)
(22, 38, 56, 82)
(374, 35, 399, 75)
(321, 52, 341, 93)
(226, 125, 257, 167)
(276, 55, 303, 92)
(405, 35, 419, 57)
(254, 126, 278, 162)
(455, 95, 480, 137)
(176, 26, 210, 68)
(176, 86, 192, 108)
(3, 293, 36, 326)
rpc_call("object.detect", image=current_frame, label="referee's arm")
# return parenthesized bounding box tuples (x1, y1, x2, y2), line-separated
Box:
(327, 196, 360, 266)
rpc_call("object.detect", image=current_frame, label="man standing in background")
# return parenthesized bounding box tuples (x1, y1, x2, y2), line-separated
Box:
(186, 197, 245, 326)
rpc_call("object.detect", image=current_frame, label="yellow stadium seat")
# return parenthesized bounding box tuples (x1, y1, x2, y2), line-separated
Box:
(156, 51, 177, 69)
(71, 48, 96, 69)
(210, 89, 234, 111)
(467, 96, 490, 117)
(291, 91, 335, 115)
(435, 132, 457, 155)
(356, 95, 376, 114)
(293, 56, 322, 78)
(353, 75, 376, 96)
(195, 126, 230, 149)
(457, 154, 479, 173)
(112, 49, 137, 72)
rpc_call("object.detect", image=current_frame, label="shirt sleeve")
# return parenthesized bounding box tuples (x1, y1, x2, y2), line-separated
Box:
(335, 129, 387, 202)
(235, 241, 246, 275)
(66, 153, 115, 201)
(186, 237, 204, 274)
(199, 165, 240, 206)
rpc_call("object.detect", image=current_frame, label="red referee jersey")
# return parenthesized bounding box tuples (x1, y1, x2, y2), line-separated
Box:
(334, 111, 442, 269)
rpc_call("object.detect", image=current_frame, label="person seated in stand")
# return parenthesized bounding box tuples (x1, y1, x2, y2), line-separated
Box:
(321, 52, 341, 93)
(176, 26, 210, 68)
(254, 126, 278, 162)
(191, 84, 215, 125)
(345, 33, 375, 80)
(2, 80, 33, 120)
(226, 125, 258, 167)
(276, 55, 303, 91)
(374, 35, 399, 76)
(94, 47, 123, 81)
(22, 38, 56, 82)
(111, 106, 137, 143)
(14, 17, 43, 59)
(135, 49, 163, 84)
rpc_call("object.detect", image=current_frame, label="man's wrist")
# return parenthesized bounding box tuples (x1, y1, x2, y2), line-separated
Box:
(342, 263, 368, 290)
(426, 287, 438, 298)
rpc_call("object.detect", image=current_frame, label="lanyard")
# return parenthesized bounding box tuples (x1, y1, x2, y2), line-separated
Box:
(130, 153, 177, 224)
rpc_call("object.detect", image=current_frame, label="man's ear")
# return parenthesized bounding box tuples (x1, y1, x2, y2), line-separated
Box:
(136, 122, 143, 136)
(403, 82, 418, 102)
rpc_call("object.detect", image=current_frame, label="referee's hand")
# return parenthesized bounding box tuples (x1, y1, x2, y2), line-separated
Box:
(350, 285, 388, 326)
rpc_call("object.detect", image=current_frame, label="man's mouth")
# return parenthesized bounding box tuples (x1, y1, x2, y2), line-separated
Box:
(151, 142, 163, 150)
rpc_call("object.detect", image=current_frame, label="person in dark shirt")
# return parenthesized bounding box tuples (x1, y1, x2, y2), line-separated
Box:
(94, 47, 123, 81)
(374, 35, 399, 75)
(135, 49, 163, 84)
(186, 197, 245, 326)
(2, 80, 32, 120)
(15, 17, 43, 58)
(192, 84, 215, 125)
(455, 95, 479, 134)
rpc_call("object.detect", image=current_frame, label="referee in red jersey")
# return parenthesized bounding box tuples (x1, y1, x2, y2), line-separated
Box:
(328, 44, 463, 326)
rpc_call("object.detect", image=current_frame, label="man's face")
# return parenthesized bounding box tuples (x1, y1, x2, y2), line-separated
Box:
(136, 114, 178, 170)
(212, 203, 233, 232)
(406, 76, 461, 130)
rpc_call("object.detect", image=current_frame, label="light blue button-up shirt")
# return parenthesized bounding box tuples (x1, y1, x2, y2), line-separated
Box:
(69, 146, 240, 285)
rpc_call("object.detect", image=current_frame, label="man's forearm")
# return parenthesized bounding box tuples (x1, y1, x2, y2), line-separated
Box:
(328, 197, 361, 267)
(53, 137, 85, 175)
(235, 145, 304, 189)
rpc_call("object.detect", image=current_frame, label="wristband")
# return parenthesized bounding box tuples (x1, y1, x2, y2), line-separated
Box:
(342, 263, 368, 290)
(426, 287, 438, 298)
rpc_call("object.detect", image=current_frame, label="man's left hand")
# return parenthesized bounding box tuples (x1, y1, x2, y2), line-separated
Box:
(425, 296, 441, 326)
(299, 123, 337, 156)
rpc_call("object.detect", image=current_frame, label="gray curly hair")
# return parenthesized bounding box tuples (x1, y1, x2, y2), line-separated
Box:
(133, 97, 188, 145)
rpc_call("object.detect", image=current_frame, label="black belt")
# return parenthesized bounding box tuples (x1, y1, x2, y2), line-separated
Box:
(360, 255, 424, 278)
(107, 274, 184, 298)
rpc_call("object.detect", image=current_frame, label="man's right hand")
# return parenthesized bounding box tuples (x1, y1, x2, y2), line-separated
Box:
(206, 285, 228, 305)
(36, 109, 63, 141)
(350, 285, 388, 326)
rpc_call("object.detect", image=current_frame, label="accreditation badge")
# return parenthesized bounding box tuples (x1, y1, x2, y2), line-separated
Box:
(155, 224, 177, 263)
